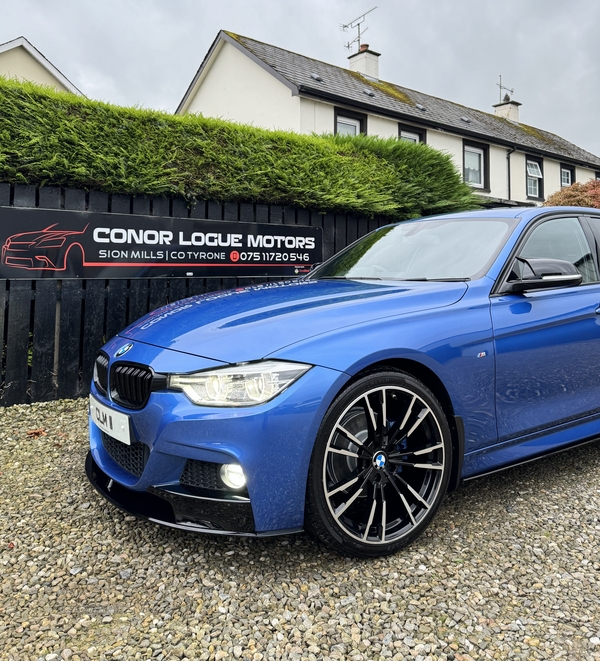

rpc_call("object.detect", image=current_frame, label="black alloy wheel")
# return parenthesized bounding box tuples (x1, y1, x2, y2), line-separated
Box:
(306, 370, 452, 557)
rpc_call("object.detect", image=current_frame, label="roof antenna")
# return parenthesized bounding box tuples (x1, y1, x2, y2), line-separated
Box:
(497, 75, 514, 103)
(340, 6, 378, 52)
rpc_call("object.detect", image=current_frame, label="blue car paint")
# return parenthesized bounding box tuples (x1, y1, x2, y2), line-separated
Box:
(268, 278, 498, 453)
(88, 206, 600, 534)
(119, 279, 469, 363)
(90, 352, 347, 531)
(492, 283, 600, 440)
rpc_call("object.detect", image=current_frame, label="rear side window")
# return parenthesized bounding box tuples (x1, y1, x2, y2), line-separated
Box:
(581, 215, 600, 272)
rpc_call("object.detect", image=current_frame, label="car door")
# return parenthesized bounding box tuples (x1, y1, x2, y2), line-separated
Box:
(491, 214, 600, 442)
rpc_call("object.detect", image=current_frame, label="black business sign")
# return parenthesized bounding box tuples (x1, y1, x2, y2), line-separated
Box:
(0, 207, 322, 279)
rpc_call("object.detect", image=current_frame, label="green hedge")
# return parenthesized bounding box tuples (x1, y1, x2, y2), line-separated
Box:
(0, 78, 479, 219)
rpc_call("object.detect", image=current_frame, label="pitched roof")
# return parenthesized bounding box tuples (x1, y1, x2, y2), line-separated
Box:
(180, 31, 600, 170)
(0, 36, 82, 95)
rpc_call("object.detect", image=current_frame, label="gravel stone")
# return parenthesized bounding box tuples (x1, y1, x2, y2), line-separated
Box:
(1, 398, 600, 660)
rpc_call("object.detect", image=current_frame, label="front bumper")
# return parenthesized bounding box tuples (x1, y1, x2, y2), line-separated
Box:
(87, 337, 348, 534)
(85, 452, 285, 535)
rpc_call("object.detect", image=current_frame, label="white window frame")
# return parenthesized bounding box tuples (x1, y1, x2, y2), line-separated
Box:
(561, 166, 574, 188)
(336, 116, 361, 136)
(526, 161, 543, 178)
(463, 145, 485, 189)
(400, 130, 421, 143)
(526, 159, 543, 198)
(561, 168, 572, 187)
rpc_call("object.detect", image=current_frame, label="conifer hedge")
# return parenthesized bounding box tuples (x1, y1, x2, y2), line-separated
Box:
(0, 78, 479, 219)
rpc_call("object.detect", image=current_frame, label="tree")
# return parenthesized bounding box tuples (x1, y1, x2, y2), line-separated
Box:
(544, 179, 600, 208)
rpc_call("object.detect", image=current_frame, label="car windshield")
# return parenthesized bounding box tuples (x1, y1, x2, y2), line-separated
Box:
(309, 217, 517, 281)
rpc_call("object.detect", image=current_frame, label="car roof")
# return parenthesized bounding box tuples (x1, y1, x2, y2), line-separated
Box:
(416, 206, 600, 223)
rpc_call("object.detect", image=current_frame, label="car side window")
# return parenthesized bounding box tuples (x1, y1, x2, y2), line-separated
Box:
(517, 217, 598, 283)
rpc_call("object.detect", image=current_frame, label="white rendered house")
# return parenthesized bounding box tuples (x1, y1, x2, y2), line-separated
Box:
(0, 36, 81, 95)
(177, 31, 600, 207)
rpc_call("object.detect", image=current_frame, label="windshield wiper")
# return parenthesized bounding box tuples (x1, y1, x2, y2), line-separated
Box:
(347, 276, 383, 280)
(318, 276, 383, 281)
(403, 277, 471, 282)
(318, 275, 469, 282)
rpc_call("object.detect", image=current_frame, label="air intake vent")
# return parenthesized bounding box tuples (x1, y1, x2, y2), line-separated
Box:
(102, 432, 149, 478)
(94, 352, 109, 395)
(180, 460, 249, 498)
(180, 460, 225, 491)
(111, 362, 153, 409)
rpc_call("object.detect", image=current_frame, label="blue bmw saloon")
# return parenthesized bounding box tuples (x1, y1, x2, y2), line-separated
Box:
(87, 206, 600, 557)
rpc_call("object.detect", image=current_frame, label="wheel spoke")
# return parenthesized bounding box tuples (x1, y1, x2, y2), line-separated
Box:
(388, 442, 444, 459)
(406, 408, 430, 437)
(379, 487, 387, 542)
(363, 491, 378, 540)
(380, 388, 387, 432)
(333, 470, 373, 518)
(399, 394, 416, 431)
(336, 424, 365, 447)
(388, 459, 444, 471)
(327, 465, 371, 498)
(391, 471, 431, 509)
(363, 395, 378, 434)
(327, 473, 360, 497)
(412, 443, 445, 456)
(328, 447, 360, 459)
(385, 469, 416, 526)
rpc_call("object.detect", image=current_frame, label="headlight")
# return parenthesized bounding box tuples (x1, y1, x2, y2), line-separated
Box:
(168, 360, 311, 407)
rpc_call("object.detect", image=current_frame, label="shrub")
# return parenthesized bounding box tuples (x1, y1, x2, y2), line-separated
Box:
(0, 77, 479, 220)
(544, 179, 600, 208)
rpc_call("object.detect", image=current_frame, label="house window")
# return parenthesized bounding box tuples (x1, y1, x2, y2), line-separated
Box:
(463, 144, 487, 189)
(337, 117, 361, 136)
(398, 124, 426, 144)
(596, 172, 600, 180)
(400, 130, 420, 143)
(561, 165, 575, 188)
(334, 108, 366, 136)
(526, 158, 544, 198)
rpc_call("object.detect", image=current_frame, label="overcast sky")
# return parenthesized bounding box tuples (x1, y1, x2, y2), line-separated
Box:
(2, 0, 600, 157)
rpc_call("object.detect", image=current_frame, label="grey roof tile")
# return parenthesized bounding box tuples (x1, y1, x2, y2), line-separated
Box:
(228, 32, 600, 169)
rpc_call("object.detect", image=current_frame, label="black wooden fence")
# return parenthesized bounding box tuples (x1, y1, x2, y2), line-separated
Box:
(0, 183, 387, 406)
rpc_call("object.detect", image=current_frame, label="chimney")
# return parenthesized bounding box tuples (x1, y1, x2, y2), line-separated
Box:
(493, 93, 522, 122)
(348, 43, 380, 81)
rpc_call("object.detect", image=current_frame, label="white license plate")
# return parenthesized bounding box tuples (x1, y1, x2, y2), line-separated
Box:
(89, 395, 132, 445)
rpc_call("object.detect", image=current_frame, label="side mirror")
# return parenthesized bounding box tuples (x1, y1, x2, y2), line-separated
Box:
(503, 257, 583, 293)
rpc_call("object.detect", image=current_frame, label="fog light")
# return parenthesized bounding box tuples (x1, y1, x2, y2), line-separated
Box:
(220, 463, 246, 490)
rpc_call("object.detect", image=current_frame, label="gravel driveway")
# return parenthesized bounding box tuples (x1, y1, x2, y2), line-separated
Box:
(1, 399, 599, 661)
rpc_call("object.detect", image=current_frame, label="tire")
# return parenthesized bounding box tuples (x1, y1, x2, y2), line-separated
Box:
(306, 369, 452, 558)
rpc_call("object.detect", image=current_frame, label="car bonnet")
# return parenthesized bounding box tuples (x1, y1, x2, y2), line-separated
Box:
(119, 279, 468, 364)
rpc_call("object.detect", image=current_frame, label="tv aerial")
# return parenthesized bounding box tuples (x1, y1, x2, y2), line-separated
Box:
(497, 75, 514, 103)
(340, 6, 377, 52)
